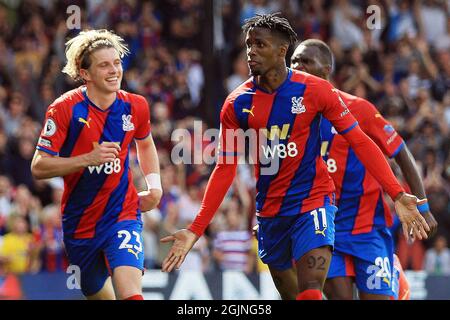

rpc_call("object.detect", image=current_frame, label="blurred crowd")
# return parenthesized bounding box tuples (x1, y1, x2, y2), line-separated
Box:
(0, 0, 449, 280)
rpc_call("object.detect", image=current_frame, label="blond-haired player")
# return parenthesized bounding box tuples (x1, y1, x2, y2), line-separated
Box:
(31, 29, 162, 300)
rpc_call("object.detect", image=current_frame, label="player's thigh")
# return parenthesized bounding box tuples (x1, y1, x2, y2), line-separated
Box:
(104, 220, 145, 299)
(255, 215, 297, 271)
(64, 238, 112, 298)
(86, 277, 115, 300)
(295, 245, 332, 290)
(324, 277, 354, 300)
(324, 251, 355, 300)
(268, 265, 298, 300)
(291, 204, 337, 290)
(112, 266, 143, 300)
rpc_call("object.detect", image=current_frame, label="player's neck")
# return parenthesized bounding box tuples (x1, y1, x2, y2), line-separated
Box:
(85, 86, 117, 110)
(257, 65, 288, 93)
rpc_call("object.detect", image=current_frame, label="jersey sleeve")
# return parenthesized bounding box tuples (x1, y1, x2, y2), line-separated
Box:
(357, 100, 405, 158)
(36, 100, 71, 156)
(188, 98, 240, 237)
(315, 80, 358, 134)
(217, 99, 244, 164)
(133, 95, 151, 140)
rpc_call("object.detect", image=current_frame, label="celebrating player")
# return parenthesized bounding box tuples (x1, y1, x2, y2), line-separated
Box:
(290, 39, 437, 299)
(31, 29, 162, 300)
(160, 14, 429, 300)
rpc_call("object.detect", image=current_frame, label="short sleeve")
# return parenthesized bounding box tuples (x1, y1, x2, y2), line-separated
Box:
(36, 100, 70, 156)
(316, 81, 358, 134)
(133, 95, 151, 140)
(357, 100, 405, 158)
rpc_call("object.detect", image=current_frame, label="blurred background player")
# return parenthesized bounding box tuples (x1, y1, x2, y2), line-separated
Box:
(30, 29, 162, 300)
(160, 13, 429, 300)
(290, 39, 437, 300)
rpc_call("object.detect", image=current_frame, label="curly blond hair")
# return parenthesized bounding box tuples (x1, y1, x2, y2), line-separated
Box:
(62, 29, 130, 81)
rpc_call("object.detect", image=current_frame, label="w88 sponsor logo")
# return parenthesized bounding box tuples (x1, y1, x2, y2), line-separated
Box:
(261, 142, 298, 159)
(88, 158, 121, 175)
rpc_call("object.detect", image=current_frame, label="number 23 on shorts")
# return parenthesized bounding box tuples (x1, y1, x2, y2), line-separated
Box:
(117, 230, 143, 259)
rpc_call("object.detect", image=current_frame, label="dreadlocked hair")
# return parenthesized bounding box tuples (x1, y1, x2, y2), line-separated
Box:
(242, 13, 298, 47)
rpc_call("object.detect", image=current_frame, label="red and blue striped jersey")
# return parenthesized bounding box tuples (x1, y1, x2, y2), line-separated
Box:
(36, 86, 151, 239)
(219, 69, 357, 218)
(320, 90, 405, 234)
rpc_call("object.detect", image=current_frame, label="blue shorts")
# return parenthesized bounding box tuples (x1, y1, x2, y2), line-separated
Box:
(64, 219, 144, 296)
(256, 204, 337, 271)
(327, 228, 395, 297)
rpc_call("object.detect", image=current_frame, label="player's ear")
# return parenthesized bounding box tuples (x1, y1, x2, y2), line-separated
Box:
(324, 64, 332, 76)
(79, 68, 90, 82)
(278, 43, 289, 58)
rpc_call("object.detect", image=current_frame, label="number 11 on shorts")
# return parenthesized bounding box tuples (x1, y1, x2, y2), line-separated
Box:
(311, 208, 327, 237)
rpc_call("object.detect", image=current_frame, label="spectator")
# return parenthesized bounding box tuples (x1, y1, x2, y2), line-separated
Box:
(0, 215, 36, 274)
(0, 175, 12, 235)
(424, 235, 450, 275)
(35, 202, 67, 273)
(225, 50, 249, 94)
(386, 0, 418, 43)
(142, 209, 162, 269)
(212, 198, 252, 273)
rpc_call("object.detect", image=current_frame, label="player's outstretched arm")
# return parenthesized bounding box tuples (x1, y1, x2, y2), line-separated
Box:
(160, 161, 237, 272)
(31, 141, 121, 179)
(135, 134, 162, 212)
(342, 126, 430, 241)
(394, 146, 438, 237)
(160, 229, 199, 272)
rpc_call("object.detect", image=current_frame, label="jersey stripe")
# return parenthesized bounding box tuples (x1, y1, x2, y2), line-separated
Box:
(59, 102, 89, 157)
(36, 146, 57, 155)
(338, 121, 358, 135)
(373, 192, 392, 228)
(265, 114, 319, 216)
(351, 175, 379, 234)
(256, 80, 305, 215)
(59, 101, 92, 214)
(72, 100, 131, 238)
(247, 92, 275, 182)
(118, 166, 140, 222)
(390, 141, 405, 158)
(327, 135, 349, 201)
(95, 153, 131, 234)
(233, 87, 256, 130)
(337, 149, 365, 231)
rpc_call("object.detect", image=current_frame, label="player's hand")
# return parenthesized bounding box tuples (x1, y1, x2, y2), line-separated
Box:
(85, 142, 121, 166)
(160, 229, 199, 272)
(394, 193, 430, 242)
(138, 189, 162, 212)
(422, 211, 438, 238)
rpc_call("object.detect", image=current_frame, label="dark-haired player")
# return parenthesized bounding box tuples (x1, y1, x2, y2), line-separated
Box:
(290, 39, 437, 299)
(160, 14, 429, 300)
